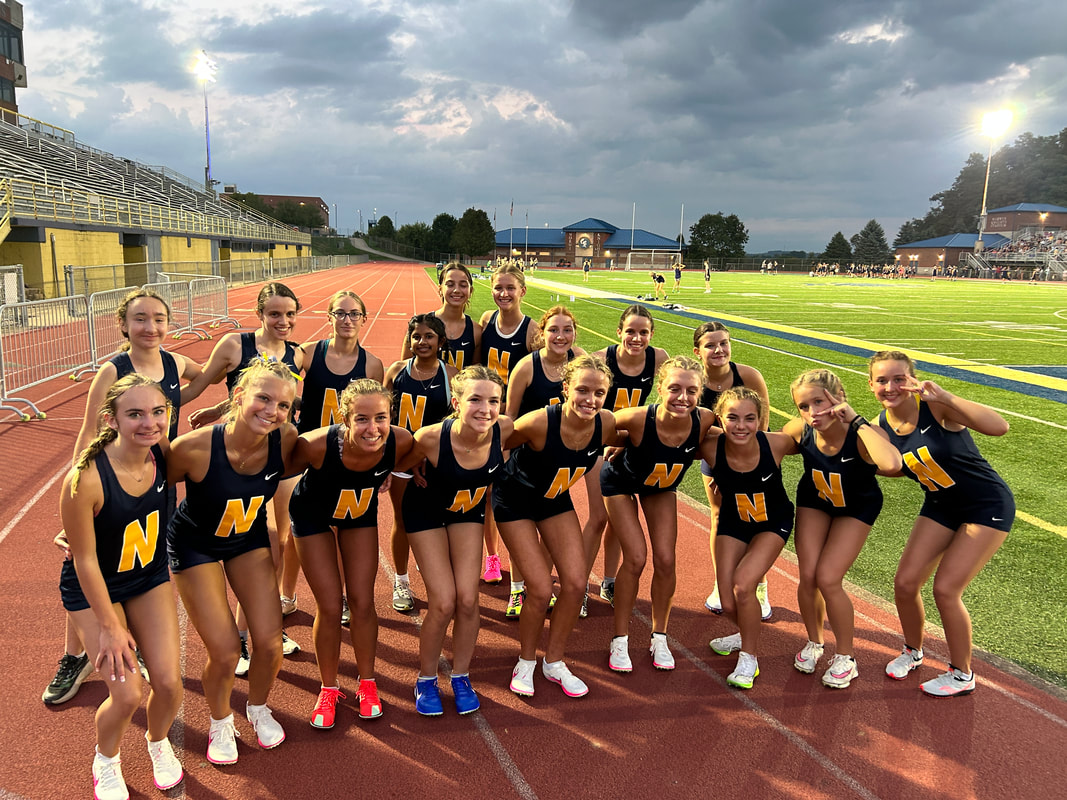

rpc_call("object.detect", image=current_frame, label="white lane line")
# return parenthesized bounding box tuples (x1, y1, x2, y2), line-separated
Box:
(0, 465, 66, 546)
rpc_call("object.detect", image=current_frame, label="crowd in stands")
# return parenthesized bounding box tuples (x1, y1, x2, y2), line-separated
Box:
(989, 229, 1067, 258)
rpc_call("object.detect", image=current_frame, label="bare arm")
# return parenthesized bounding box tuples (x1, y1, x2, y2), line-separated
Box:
(74, 363, 118, 462)
(913, 380, 1010, 437)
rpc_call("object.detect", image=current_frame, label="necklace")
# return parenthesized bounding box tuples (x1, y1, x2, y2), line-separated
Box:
(542, 354, 567, 382)
(411, 359, 439, 391)
(227, 433, 264, 470)
(111, 453, 151, 483)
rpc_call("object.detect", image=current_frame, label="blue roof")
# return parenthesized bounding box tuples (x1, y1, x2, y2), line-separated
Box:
(495, 219, 681, 250)
(897, 233, 1010, 248)
(987, 203, 1067, 213)
(562, 218, 617, 233)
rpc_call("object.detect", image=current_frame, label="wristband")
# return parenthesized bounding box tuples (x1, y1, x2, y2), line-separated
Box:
(850, 415, 869, 432)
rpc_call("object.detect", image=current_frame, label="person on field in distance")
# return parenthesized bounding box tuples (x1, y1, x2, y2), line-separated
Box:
(783, 369, 901, 689)
(585, 304, 669, 613)
(61, 375, 184, 800)
(288, 378, 413, 728)
(869, 350, 1013, 697)
(478, 264, 538, 615)
(384, 314, 458, 614)
(394, 366, 515, 717)
(497, 356, 616, 699)
(693, 321, 774, 620)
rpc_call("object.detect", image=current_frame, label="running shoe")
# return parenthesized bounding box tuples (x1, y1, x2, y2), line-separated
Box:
(920, 667, 976, 697)
(281, 631, 300, 656)
(246, 703, 285, 749)
(543, 660, 589, 697)
(358, 678, 383, 719)
(310, 686, 346, 729)
(234, 638, 251, 678)
(885, 646, 924, 680)
(135, 648, 150, 683)
(506, 589, 526, 619)
(599, 579, 615, 605)
(794, 640, 825, 674)
(206, 714, 239, 765)
(579, 593, 589, 619)
(547, 594, 557, 612)
(482, 554, 502, 584)
(451, 675, 481, 715)
(710, 632, 742, 656)
(727, 652, 760, 689)
(340, 596, 351, 627)
(393, 582, 414, 613)
(415, 677, 443, 716)
(756, 581, 772, 621)
(510, 658, 536, 696)
(145, 733, 183, 790)
(42, 652, 92, 705)
(280, 594, 297, 616)
(704, 585, 723, 614)
(92, 751, 128, 800)
(650, 634, 676, 670)
(608, 636, 632, 672)
(822, 654, 858, 689)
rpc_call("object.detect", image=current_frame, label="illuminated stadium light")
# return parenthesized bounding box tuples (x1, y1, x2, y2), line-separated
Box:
(976, 109, 1012, 250)
(193, 50, 219, 192)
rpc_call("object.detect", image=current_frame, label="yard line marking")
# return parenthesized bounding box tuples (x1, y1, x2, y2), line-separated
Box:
(0, 465, 66, 546)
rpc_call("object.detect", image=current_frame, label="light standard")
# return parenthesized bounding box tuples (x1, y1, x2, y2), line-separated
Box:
(192, 51, 218, 193)
(1039, 211, 1048, 238)
(976, 109, 1012, 251)
(357, 209, 362, 234)
(333, 203, 338, 235)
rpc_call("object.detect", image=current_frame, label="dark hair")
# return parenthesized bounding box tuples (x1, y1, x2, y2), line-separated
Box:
(256, 282, 301, 314)
(116, 289, 171, 351)
(408, 313, 448, 359)
(617, 304, 654, 332)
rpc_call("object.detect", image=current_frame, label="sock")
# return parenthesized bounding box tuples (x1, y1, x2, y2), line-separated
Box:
(652, 631, 667, 640)
(602, 577, 615, 587)
(210, 713, 234, 726)
(612, 634, 628, 642)
(94, 747, 120, 763)
(511, 581, 525, 593)
(238, 630, 248, 643)
(246, 703, 266, 714)
(395, 573, 409, 586)
(906, 645, 923, 659)
(451, 672, 469, 680)
(417, 674, 437, 682)
(518, 657, 537, 668)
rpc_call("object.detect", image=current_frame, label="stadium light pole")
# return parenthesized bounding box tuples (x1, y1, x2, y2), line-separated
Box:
(192, 51, 218, 193)
(357, 208, 362, 233)
(976, 109, 1012, 251)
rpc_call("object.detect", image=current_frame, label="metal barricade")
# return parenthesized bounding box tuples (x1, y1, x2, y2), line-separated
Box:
(1, 264, 26, 306)
(74, 286, 138, 378)
(190, 276, 239, 330)
(0, 295, 92, 420)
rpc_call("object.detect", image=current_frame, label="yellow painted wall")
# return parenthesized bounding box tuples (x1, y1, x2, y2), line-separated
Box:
(0, 239, 48, 292)
(160, 235, 212, 262)
(1, 228, 124, 297)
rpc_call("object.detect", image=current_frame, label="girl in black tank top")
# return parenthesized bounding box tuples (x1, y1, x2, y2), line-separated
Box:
(506, 306, 587, 419)
(427, 263, 482, 371)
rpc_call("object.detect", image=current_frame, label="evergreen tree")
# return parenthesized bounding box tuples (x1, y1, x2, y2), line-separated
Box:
(371, 215, 396, 240)
(852, 219, 892, 263)
(431, 213, 458, 256)
(822, 232, 852, 261)
(450, 208, 495, 257)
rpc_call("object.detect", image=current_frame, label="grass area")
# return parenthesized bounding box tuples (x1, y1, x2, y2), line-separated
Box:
(458, 267, 1067, 687)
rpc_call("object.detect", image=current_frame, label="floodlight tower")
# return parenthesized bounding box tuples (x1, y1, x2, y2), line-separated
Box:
(193, 51, 219, 193)
(976, 109, 1012, 250)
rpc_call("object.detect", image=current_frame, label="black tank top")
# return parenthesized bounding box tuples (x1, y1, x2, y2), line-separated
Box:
(226, 332, 300, 394)
(605, 345, 656, 412)
(710, 431, 793, 529)
(391, 359, 452, 433)
(481, 311, 532, 388)
(434, 313, 476, 371)
(516, 350, 574, 418)
(298, 339, 368, 433)
(698, 361, 743, 413)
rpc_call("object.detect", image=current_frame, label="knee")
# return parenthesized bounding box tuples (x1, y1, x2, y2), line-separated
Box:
(149, 670, 183, 708)
(559, 573, 587, 599)
(931, 577, 964, 609)
(621, 550, 647, 577)
(315, 597, 343, 625)
(207, 640, 240, 674)
(814, 570, 843, 597)
(454, 592, 479, 619)
(110, 682, 142, 717)
(430, 594, 456, 620)
(524, 576, 553, 611)
(797, 565, 818, 591)
(894, 570, 924, 599)
(650, 552, 676, 577)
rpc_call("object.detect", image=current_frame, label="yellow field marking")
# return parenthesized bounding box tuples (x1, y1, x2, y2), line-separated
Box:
(951, 328, 1067, 348)
(1016, 510, 1067, 539)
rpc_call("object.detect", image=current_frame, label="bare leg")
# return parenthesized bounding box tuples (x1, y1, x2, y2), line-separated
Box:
(225, 548, 284, 706)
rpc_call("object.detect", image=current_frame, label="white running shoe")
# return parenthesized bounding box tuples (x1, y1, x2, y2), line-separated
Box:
(145, 733, 183, 790)
(206, 714, 239, 765)
(710, 632, 742, 656)
(280, 594, 297, 616)
(920, 667, 975, 697)
(704, 585, 723, 614)
(281, 631, 300, 656)
(727, 652, 760, 689)
(92, 751, 128, 800)
(235, 639, 250, 678)
(608, 636, 632, 672)
(543, 659, 589, 697)
(885, 646, 924, 680)
(650, 634, 676, 670)
(756, 581, 772, 620)
(392, 582, 414, 612)
(822, 654, 859, 689)
(794, 640, 825, 674)
(246, 702, 285, 749)
(510, 658, 536, 696)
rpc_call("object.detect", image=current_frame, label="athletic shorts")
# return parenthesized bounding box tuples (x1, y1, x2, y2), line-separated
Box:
(716, 516, 794, 546)
(796, 485, 883, 527)
(60, 559, 170, 612)
(289, 494, 380, 538)
(401, 483, 488, 533)
(166, 528, 271, 572)
(918, 485, 1015, 534)
(599, 459, 674, 498)
(492, 480, 575, 523)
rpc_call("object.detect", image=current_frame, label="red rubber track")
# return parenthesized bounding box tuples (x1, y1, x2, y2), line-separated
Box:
(1, 262, 1064, 799)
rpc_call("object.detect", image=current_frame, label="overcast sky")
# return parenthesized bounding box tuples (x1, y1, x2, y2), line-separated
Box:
(17, 0, 1067, 253)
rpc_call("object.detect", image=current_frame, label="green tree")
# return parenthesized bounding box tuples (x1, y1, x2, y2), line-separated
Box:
(397, 221, 434, 250)
(893, 219, 926, 247)
(272, 199, 325, 230)
(688, 212, 749, 260)
(822, 232, 852, 261)
(450, 207, 495, 257)
(371, 215, 396, 240)
(852, 219, 893, 263)
(226, 191, 273, 216)
(431, 213, 458, 255)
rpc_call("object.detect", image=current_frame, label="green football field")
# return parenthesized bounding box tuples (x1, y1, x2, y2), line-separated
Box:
(459, 267, 1067, 688)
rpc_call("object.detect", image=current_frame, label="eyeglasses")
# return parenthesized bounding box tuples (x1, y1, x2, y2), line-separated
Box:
(329, 310, 366, 321)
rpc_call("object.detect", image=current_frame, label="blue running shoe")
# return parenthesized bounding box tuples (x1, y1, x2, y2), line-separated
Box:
(414, 677, 443, 716)
(450, 675, 480, 715)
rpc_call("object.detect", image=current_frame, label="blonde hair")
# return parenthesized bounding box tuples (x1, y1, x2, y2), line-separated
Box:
(713, 386, 763, 421)
(115, 289, 171, 352)
(450, 365, 504, 418)
(327, 290, 366, 316)
(533, 305, 577, 349)
(562, 354, 613, 389)
(790, 368, 845, 403)
(491, 263, 527, 290)
(340, 378, 392, 417)
(657, 354, 704, 387)
(226, 357, 299, 422)
(71, 374, 168, 495)
(868, 350, 915, 378)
